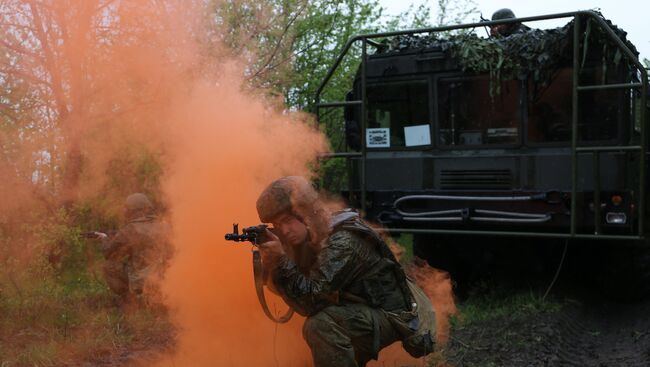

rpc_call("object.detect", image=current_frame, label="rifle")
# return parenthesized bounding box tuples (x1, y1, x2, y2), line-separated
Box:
(479, 14, 492, 37)
(81, 230, 117, 240)
(224, 223, 293, 323)
(224, 224, 275, 246)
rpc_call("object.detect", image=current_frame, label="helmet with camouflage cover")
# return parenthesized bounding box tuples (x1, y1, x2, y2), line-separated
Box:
(491, 8, 516, 21)
(125, 193, 154, 219)
(256, 176, 318, 222)
(256, 176, 330, 244)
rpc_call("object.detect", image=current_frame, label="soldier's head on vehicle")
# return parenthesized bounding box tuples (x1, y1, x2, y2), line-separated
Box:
(256, 176, 330, 247)
(490, 8, 520, 37)
(124, 192, 154, 220)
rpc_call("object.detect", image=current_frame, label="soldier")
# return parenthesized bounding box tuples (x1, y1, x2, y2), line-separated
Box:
(489, 8, 531, 37)
(256, 176, 436, 367)
(92, 193, 173, 306)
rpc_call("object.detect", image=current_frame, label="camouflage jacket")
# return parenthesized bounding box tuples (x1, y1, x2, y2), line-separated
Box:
(102, 215, 173, 271)
(270, 210, 412, 317)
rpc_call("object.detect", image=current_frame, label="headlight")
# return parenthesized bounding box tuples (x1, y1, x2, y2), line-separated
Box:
(605, 212, 627, 224)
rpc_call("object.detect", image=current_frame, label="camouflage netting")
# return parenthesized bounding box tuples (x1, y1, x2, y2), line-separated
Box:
(375, 12, 639, 91)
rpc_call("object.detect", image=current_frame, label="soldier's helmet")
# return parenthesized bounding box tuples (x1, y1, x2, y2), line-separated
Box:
(491, 8, 516, 21)
(125, 193, 154, 218)
(257, 176, 331, 244)
(256, 176, 318, 223)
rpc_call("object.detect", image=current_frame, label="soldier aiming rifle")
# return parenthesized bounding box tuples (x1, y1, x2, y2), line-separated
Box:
(86, 193, 173, 307)
(225, 176, 437, 367)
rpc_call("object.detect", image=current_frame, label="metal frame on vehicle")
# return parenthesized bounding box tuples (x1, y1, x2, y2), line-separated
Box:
(315, 11, 648, 241)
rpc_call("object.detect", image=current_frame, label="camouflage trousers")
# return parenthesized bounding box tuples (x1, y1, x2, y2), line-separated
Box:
(103, 258, 164, 300)
(302, 303, 402, 367)
(103, 260, 129, 298)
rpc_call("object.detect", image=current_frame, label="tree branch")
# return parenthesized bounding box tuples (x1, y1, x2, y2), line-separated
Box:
(27, 0, 69, 120)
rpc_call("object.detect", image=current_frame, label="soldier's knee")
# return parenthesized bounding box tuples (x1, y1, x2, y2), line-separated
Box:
(302, 310, 336, 344)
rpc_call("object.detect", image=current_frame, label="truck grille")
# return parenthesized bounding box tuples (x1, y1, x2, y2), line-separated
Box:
(440, 169, 512, 189)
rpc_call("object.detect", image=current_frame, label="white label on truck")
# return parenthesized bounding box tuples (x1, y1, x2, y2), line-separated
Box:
(366, 128, 390, 147)
(404, 124, 431, 146)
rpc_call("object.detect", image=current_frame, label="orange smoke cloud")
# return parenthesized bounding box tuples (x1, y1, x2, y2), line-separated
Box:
(406, 258, 458, 345)
(370, 240, 458, 366)
(143, 12, 327, 367)
(3, 0, 325, 364)
(1, 1, 457, 365)
(160, 67, 326, 365)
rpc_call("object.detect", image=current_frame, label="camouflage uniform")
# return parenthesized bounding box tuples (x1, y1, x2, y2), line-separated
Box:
(257, 177, 434, 367)
(102, 194, 172, 302)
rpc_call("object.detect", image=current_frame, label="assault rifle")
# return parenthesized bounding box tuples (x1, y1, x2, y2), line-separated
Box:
(224, 224, 275, 246)
(224, 223, 294, 323)
(81, 230, 117, 240)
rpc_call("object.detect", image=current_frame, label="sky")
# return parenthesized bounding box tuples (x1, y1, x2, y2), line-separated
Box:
(379, 0, 649, 63)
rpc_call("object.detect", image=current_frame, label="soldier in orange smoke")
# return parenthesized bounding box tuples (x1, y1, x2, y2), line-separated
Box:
(255, 176, 437, 367)
(91, 193, 173, 306)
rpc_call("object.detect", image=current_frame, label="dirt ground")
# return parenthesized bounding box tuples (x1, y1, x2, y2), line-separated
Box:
(445, 296, 650, 366)
(109, 295, 650, 367)
(89, 242, 650, 367)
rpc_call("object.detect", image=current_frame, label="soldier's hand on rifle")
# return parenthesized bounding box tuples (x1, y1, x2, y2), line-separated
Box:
(258, 229, 285, 267)
(83, 231, 108, 240)
(91, 231, 108, 240)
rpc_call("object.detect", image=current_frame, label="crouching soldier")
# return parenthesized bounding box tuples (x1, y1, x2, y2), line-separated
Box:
(255, 176, 436, 367)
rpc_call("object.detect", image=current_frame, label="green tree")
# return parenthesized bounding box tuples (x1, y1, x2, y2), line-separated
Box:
(211, 0, 383, 111)
(211, 0, 479, 112)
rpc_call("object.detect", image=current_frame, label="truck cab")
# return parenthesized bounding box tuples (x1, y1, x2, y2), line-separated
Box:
(316, 11, 649, 292)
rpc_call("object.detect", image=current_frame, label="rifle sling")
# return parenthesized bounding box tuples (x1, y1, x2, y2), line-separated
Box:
(252, 250, 294, 323)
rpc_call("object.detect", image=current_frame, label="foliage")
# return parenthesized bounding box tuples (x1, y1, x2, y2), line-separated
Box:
(0, 205, 171, 366)
(377, 14, 639, 99)
(317, 157, 348, 193)
(213, 0, 478, 110)
(446, 28, 569, 94)
(452, 283, 562, 325)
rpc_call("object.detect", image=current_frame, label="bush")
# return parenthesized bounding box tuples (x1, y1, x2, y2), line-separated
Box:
(0, 205, 172, 366)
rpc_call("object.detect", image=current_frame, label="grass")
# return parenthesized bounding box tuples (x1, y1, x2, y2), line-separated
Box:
(396, 233, 415, 263)
(451, 281, 563, 326)
(0, 272, 173, 366)
(0, 234, 173, 367)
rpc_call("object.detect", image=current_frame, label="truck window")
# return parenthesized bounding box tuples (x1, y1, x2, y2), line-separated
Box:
(528, 67, 622, 143)
(366, 81, 430, 148)
(438, 77, 520, 146)
(578, 88, 622, 141)
(528, 69, 572, 143)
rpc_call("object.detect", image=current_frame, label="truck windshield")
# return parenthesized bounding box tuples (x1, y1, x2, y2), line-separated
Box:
(438, 77, 520, 146)
(366, 81, 430, 148)
(527, 67, 622, 143)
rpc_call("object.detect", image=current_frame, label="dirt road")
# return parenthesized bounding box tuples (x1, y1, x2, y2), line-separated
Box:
(446, 293, 650, 366)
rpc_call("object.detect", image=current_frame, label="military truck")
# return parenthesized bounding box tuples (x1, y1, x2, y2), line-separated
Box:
(316, 11, 649, 295)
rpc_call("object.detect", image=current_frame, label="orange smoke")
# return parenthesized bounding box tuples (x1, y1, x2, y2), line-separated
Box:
(367, 238, 458, 366)
(159, 67, 326, 365)
(3, 0, 324, 365)
(387, 238, 458, 345)
(406, 258, 458, 345)
(1, 1, 457, 365)
(148, 11, 325, 367)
